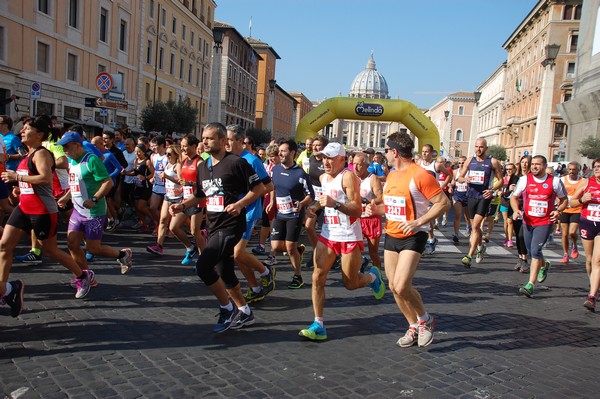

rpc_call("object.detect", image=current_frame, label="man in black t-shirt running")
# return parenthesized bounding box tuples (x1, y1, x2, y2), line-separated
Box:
(170, 123, 265, 334)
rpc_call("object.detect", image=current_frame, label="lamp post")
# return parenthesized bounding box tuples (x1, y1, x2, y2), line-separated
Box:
(266, 79, 276, 134)
(533, 43, 560, 158)
(468, 91, 482, 159)
(208, 28, 224, 123)
(444, 110, 451, 159)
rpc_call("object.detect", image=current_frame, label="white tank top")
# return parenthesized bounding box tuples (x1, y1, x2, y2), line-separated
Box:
(359, 173, 377, 218)
(320, 169, 363, 242)
(420, 160, 438, 180)
(164, 162, 183, 200)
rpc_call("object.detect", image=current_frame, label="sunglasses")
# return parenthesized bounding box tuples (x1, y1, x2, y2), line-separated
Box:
(384, 148, 392, 153)
(167, 152, 175, 156)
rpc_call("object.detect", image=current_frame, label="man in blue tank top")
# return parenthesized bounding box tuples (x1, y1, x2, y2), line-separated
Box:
(457, 138, 503, 268)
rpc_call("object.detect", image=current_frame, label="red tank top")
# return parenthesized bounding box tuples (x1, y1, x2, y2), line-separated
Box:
(17, 149, 57, 214)
(181, 155, 200, 200)
(581, 177, 600, 222)
(522, 173, 556, 226)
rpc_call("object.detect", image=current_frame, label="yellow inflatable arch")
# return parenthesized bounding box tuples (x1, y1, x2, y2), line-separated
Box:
(295, 97, 440, 154)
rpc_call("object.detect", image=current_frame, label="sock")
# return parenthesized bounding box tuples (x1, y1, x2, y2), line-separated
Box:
(259, 268, 270, 277)
(314, 317, 324, 327)
(118, 250, 127, 258)
(77, 273, 85, 280)
(32, 248, 42, 256)
(220, 301, 234, 311)
(239, 304, 251, 315)
(417, 313, 430, 323)
(369, 272, 376, 283)
(251, 286, 261, 294)
(4, 283, 13, 297)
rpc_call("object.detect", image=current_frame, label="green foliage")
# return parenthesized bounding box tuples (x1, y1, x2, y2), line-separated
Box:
(488, 144, 507, 161)
(246, 128, 271, 146)
(578, 136, 600, 160)
(140, 98, 198, 134)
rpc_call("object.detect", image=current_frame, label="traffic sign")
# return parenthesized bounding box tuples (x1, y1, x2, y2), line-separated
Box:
(99, 109, 108, 117)
(95, 72, 113, 94)
(107, 90, 125, 100)
(31, 82, 42, 99)
(95, 98, 128, 110)
(524, 150, 529, 156)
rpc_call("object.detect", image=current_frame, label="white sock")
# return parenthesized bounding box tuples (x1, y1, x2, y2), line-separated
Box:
(239, 304, 251, 315)
(251, 286, 261, 294)
(417, 313, 429, 323)
(314, 317, 324, 327)
(4, 283, 13, 297)
(221, 301, 234, 311)
(259, 268, 270, 277)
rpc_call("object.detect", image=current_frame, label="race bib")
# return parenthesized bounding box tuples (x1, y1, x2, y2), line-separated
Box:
(276, 195, 294, 214)
(527, 199, 548, 217)
(17, 171, 34, 195)
(302, 158, 310, 171)
(587, 203, 600, 222)
(183, 186, 194, 199)
(324, 207, 340, 225)
(313, 186, 323, 202)
(68, 172, 82, 198)
(469, 170, 485, 185)
(206, 195, 224, 212)
(384, 195, 407, 222)
(456, 182, 468, 192)
(166, 187, 182, 198)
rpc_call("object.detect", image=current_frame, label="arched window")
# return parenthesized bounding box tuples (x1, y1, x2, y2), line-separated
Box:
(455, 129, 463, 141)
(458, 106, 465, 115)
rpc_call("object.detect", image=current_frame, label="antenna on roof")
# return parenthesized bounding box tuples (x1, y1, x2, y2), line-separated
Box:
(249, 16, 252, 38)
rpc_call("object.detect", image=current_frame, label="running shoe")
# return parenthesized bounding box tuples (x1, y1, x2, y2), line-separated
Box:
(213, 306, 240, 333)
(507, 240, 514, 248)
(452, 233, 459, 244)
(502, 239, 508, 247)
(288, 274, 304, 289)
(396, 327, 418, 348)
(466, 226, 472, 236)
(461, 255, 472, 269)
(105, 218, 117, 232)
(514, 258, 524, 271)
(75, 270, 94, 299)
(475, 245, 486, 264)
(252, 244, 266, 255)
(571, 245, 579, 260)
(332, 255, 341, 269)
(519, 262, 530, 274)
(537, 260, 551, 283)
(359, 256, 370, 274)
(230, 310, 255, 329)
(260, 264, 276, 295)
(86, 252, 95, 262)
(14, 251, 42, 264)
(118, 248, 133, 274)
(441, 216, 447, 226)
(560, 254, 569, 263)
(5, 280, 24, 318)
(181, 246, 199, 265)
(70, 276, 98, 288)
(243, 288, 265, 304)
(519, 282, 534, 298)
(264, 255, 278, 266)
(417, 316, 435, 347)
(299, 321, 327, 341)
(584, 295, 596, 312)
(146, 244, 163, 256)
(369, 266, 386, 300)
(483, 234, 490, 243)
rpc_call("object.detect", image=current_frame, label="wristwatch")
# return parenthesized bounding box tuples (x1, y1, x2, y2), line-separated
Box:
(334, 202, 341, 210)
(91, 196, 98, 203)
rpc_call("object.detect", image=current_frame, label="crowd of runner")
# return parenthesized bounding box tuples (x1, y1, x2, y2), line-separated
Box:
(1, 114, 598, 349)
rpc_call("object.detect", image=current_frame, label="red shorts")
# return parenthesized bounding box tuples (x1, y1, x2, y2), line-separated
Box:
(361, 216, 382, 239)
(318, 235, 364, 255)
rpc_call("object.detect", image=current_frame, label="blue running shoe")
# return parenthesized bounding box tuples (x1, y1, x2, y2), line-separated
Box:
(86, 252, 94, 262)
(15, 251, 42, 264)
(299, 321, 327, 341)
(369, 266, 386, 300)
(213, 306, 240, 334)
(181, 246, 199, 265)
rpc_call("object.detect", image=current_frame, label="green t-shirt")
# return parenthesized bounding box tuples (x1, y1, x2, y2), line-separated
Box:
(68, 152, 110, 217)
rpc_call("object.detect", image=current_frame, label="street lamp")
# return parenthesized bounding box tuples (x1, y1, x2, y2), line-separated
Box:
(266, 79, 276, 134)
(541, 43, 560, 68)
(212, 29, 224, 51)
(444, 110, 450, 120)
(474, 91, 481, 104)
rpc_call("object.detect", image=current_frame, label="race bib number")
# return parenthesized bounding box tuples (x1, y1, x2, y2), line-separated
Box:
(527, 199, 548, 217)
(469, 170, 485, 185)
(206, 195, 224, 212)
(17, 171, 34, 195)
(384, 195, 407, 222)
(313, 186, 323, 202)
(302, 157, 310, 171)
(183, 186, 194, 199)
(166, 187, 182, 198)
(276, 195, 294, 214)
(324, 207, 340, 225)
(69, 172, 82, 197)
(456, 182, 468, 192)
(587, 203, 600, 222)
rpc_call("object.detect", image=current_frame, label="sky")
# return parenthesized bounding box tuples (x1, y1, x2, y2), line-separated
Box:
(214, 0, 539, 109)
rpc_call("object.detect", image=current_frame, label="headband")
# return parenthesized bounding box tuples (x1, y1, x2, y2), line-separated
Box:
(387, 140, 413, 157)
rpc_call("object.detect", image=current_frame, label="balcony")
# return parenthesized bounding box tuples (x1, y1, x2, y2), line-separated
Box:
(506, 116, 521, 125)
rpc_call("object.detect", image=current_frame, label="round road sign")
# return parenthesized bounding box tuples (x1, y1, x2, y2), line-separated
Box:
(95, 72, 113, 94)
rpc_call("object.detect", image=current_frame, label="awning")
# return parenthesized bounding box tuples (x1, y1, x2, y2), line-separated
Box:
(84, 119, 114, 132)
(63, 117, 86, 126)
(131, 127, 146, 134)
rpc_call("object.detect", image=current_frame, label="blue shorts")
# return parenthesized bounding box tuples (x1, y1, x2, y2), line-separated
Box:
(499, 204, 510, 213)
(241, 217, 258, 241)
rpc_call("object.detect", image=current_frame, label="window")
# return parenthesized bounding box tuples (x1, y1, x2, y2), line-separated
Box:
(68, 0, 78, 28)
(567, 62, 576, 77)
(0, 26, 5, 62)
(149, 0, 155, 18)
(158, 87, 162, 101)
(563, 5, 582, 20)
(182, 24, 186, 42)
(38, 0, 50, 14)
(37, 42, 49, 73)
(563, 93, 572, 102)
(159, 46, 164, 69)
(458, 106, 465, 115)
(190, 31, 194, 47)
(119, 19, 127, 52)
(37, 101, 54, 116)
(169, 53, 175, 74)
(172, 17, 177, 34)
(67, 52, 78, 81)
(188, 63, 192, 83)
(179, 58, 184, 79)
(99, 8, 108, 42)
(570, 34, 578, 53)
(161, 8, 166, 27)
(145, 83, 150, 101)
(146, 40, 153, 64)
(554, 123, 567, 138)
(455, 129, 464, 141)
(118, 72, 125, 92)
(64, 106, 80, 119)
(97, 64, 106, 73)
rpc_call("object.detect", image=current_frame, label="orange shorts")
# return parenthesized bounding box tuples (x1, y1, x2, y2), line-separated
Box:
(360, 216, 382, 240)
(318, 235, 364, 255)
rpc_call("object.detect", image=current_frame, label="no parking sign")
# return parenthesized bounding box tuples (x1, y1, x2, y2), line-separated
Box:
(95, 72, 113, 94)
(31, 82, 41, 99)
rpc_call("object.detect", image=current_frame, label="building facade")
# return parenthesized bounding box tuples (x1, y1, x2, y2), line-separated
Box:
(247, 37, 280, 132)
(475, 63, 506, 148)
(500, 0, 581, 162)
(289, 91, 314, 134)
(429, 92, 477, 160)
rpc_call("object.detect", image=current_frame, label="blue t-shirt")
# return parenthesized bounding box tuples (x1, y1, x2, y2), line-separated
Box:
(83, 140, 104, 158)
(270, 163, 314, 220)
(102, 150, 123, 183)
(3, 131, 23, 171)
(240, 149, 271, 221)
(368, 162, 385, 177)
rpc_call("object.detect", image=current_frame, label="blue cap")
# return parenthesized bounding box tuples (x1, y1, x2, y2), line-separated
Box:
(57, 132, 84, 146)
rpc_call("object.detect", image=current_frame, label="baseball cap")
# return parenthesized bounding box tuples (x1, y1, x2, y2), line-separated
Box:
(57, 132, 84, 146)
(363, 148, 375, 155)
(317, 142, 346, 158)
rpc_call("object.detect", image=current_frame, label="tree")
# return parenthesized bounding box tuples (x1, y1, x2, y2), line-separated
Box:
(140, 97, 198, 134)
(578, 136, 600, 160)
(488, 144, 507, 161)
(246, 127, 271, 146)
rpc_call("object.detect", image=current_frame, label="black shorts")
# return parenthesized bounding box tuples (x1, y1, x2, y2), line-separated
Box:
(271, 216, 302, 242)
(468, 197, 493, 218)
(487, 203, 500, 217)
(579, 218, 600, 241)
(132, 186, 152, 201)
(560, 212, 580, 224)
(107, 178, 120, 199)
(121, 182, 135, 205)
(384, 231, 428, 254)
(7, 206, 58, 240)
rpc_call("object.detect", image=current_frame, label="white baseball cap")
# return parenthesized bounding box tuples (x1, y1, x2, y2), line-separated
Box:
(317, 142, 346, 158)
